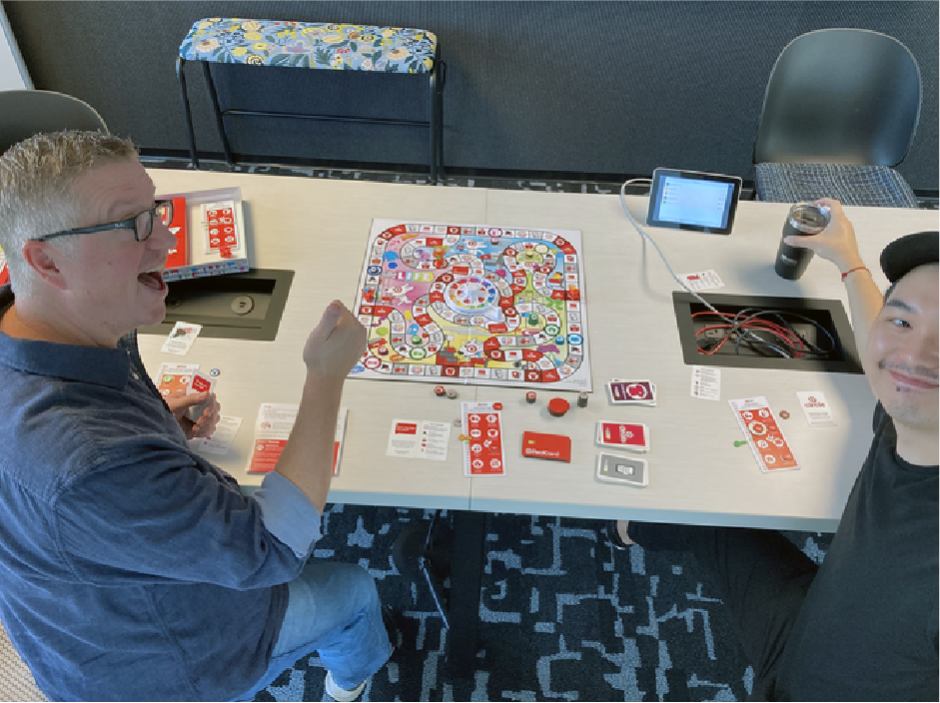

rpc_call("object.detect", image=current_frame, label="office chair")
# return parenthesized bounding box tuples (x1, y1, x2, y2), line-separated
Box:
(0, 90, 108, 154)
(753, 29, 921, 208)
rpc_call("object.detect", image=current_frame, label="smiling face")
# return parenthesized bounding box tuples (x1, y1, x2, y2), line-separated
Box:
(56, 160, 176, 345)
(866, 264, 939, 433)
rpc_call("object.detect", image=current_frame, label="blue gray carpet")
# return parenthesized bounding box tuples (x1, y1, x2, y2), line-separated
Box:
(252, 506, 831, 702)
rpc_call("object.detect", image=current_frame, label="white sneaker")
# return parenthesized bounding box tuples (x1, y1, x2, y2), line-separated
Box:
(324, 671, 367, 702)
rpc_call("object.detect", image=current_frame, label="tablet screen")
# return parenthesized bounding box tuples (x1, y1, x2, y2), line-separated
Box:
(646, 169, 742, 235)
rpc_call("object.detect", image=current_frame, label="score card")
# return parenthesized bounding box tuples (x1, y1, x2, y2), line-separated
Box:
(728, 396, 798, 473)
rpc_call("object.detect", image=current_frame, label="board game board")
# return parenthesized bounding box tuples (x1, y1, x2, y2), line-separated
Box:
(349, 220, 591, 391)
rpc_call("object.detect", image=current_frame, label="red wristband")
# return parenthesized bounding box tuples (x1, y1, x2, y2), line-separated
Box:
(841, 265, 869, 281)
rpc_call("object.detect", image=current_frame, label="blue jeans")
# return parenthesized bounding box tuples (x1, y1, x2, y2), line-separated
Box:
(235, 561, 392, 700)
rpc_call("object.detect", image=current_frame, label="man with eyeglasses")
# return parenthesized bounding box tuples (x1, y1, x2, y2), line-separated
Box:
(0, 131, 392, 701)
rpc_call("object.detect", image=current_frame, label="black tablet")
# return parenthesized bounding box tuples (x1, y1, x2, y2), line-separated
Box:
(646, 168, 743, 235)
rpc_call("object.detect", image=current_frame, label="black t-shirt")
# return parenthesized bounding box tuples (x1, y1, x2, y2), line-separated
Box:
(773, 404, 939, 701)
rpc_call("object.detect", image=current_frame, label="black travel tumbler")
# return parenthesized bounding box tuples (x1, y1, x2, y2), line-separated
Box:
(774, 202, 831, 280)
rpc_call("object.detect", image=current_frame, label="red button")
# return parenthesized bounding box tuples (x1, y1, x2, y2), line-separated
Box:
(548, 398, 570, 417)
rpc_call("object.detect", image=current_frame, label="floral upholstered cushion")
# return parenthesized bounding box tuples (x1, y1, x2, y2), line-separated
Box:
(179, 18, 437, 73)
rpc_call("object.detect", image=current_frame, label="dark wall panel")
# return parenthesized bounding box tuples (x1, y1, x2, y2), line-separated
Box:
(4, 1, 937, 189)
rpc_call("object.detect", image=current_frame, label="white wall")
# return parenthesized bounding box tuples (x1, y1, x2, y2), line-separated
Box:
(0, 4, 30, 90)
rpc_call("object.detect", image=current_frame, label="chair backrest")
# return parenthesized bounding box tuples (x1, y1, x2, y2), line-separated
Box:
(0, 90, 108, 155)
(754, 29, 921, 167)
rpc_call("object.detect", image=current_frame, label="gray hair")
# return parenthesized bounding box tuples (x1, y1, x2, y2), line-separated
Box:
(0, 130, 138, 295)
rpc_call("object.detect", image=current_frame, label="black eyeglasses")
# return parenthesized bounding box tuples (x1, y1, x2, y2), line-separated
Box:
(32, 200, 174, 243)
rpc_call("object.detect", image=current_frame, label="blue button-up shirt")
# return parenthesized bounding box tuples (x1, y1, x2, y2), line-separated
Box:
(0, 286, 322, 701)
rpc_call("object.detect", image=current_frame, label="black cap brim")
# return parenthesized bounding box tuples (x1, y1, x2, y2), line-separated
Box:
(880, 231, 939, 283)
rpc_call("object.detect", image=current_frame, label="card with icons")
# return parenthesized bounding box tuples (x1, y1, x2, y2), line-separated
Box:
(728, 397, 799, 473)
(462, 401, 506, 477)
(202, 200, 239, 258)
(607, 379, 657, 406)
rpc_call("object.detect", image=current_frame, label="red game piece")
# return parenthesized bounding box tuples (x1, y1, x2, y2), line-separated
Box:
(434, 385, 446, 397)
(548, 398, 570, 417)
(526, 391, 537, 404)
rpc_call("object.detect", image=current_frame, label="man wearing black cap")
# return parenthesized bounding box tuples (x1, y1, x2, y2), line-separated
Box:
(608, 199, 938, 700)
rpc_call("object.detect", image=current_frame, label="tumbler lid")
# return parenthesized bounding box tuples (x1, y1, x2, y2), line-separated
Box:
(788, 202, 830, 234)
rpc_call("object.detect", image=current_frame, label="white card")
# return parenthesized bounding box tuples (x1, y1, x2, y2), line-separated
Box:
(796, 391, 836, 427)
(189, 415, 243, 456)
(691, 365, 721, 401)
(161, 321, 203, 355)
(678, 269, 724, 292)
(385, 419, 450, 461)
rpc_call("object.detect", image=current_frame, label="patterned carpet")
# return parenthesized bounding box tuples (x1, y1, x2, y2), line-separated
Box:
(252, 505, 832, 702)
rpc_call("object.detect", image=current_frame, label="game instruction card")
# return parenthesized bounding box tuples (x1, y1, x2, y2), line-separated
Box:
(161, 321, 202, 356)
(386, 419, 451, 461)
(728, 397, 799, 473)
(677, 269, 725, 292)
(691, 365, 721, 401)
(189, 415, 243, 456)
(796, 391, 836, 427)
(248, 404, 348, 475)
(349, 220, 591, 392)
(461, 401, 506, 476)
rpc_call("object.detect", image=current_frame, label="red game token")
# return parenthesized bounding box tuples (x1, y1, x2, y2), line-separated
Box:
(548, 398, 570, 417)
(526, 391, 537, 404)
(434, 385, 446, 397)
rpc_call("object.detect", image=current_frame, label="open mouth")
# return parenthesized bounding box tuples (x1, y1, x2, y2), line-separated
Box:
(137, 270, 166, 292)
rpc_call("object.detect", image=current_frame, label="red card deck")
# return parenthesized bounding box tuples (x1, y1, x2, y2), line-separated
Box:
(521, 431, 571, 462)
(596, 421, 650, 453)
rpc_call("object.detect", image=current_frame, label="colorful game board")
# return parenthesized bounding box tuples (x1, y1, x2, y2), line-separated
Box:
(349, 220, 592, 391)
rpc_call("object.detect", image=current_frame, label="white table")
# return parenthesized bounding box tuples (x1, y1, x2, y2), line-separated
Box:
(141, 169, 939, 532)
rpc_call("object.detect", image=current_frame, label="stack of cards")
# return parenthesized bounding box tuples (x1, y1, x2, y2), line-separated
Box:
(596, 421, 650, 453)
(596, 452, 648, 487)
(607, 379, 657, 406)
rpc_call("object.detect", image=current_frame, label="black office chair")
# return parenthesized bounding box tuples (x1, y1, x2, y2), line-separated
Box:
(0, 90, 108, 154)
(753, 29, 921, 208)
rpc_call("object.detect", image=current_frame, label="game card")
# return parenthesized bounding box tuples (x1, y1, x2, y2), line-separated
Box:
(386, 419, 450, 461)
(677, 269, 725, 292)
(0, 245, 9, 287)
(247, 403, 298, 474)
(185, 369, 217, 422)
(607, 380, 656, 406)
(596, 421, 650, 453)
(691, 365, 721, 401)
(796, 391, 836, 427)
(462, 401, 506, 476)
(596, 452, 648, 487)
(156, 363, 199, 398)
(189, 415, 242, 456)
(161, 196, 189, 269)
(202, 200, 239, 258)
(161, 321, 202, 356)
(728, 397, 799, 473)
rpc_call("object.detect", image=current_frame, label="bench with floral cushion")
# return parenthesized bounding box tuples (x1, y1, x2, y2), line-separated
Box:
(176, 18, 444, 178)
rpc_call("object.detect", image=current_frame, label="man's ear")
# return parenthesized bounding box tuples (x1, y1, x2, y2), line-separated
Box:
(20, 241, 68, 291)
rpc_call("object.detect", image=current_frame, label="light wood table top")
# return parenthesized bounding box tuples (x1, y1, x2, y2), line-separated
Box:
(140, 169, 939, 531)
